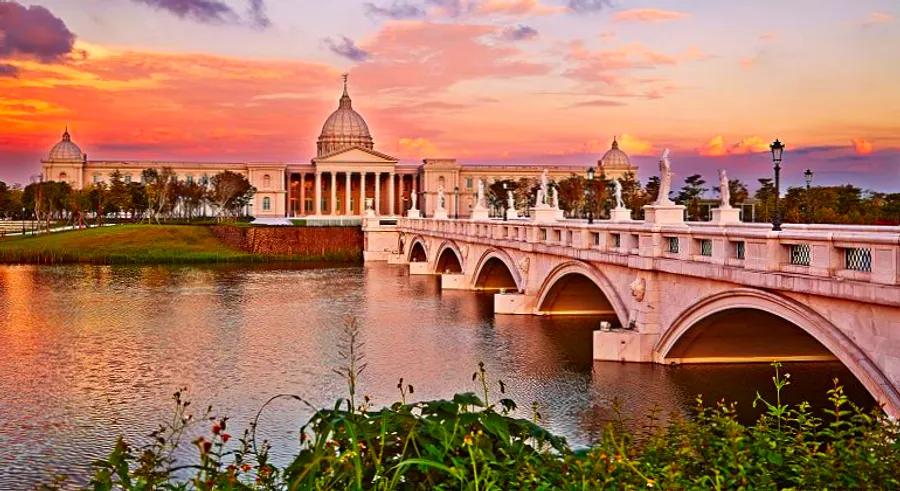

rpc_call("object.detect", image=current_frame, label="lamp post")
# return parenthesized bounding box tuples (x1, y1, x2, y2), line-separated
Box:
(21, 207, 25, 235)
(769, 139, 785, 231)
(454, 186, 459, 219)
(586, 166, 595, 224)
(502, 182, 508, 222)
(803, 168, 813, 223)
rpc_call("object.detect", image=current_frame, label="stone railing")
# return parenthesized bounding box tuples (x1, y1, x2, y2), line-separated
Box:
(398, 217, 900, 287)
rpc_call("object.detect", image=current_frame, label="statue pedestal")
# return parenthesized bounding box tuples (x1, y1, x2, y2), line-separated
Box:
(531, 206, 558, 224)
(609, 207, 633, 222)
(433, 208, 449, 220)
(555, 208, 565, 220)
(642, 204, 686, 224)
(470, 207, 490, 221)
(711, 207, 740, 225)
(506, 208, 519, 220)
(406, 208, 421, 219)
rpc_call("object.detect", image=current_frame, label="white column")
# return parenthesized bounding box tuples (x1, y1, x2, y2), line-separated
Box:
(388, 172, 396, 216)
(314, 172, 322, 215)
(298, 173, 306, 216)
(330, 172, 337, 216)
(398, 174, 405, 214)
(345, 172, 351, 216)
(359, 172, 366, 214)
(374, 172, 381, 216)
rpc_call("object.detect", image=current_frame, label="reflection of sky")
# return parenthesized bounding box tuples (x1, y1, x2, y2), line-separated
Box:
(0, 262, 874, 486)
(1, 1, 898, 190)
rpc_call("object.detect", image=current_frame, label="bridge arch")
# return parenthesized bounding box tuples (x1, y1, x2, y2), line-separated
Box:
(471, 249, 523, 292)
(656, 288, 900, 415)
(434, 240, 463, 274)
(407, 236, 428, 263)
(534, 261, 628, 324)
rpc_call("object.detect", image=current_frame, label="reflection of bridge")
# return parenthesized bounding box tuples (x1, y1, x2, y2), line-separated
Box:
(363, 217, 900, 417)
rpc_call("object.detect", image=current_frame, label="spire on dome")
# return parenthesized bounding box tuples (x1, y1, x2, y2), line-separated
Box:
(611, 136, 618, 150)
(339, 73, 352, 109)
(63, 126, 71, 142)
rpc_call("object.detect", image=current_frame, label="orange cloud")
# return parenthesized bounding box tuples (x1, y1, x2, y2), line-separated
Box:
(851, 138, 874, 155)
(860, 11, 894, 27)
(613, 8, 688, 23)
(477, 0, 564, 16)
(397, 137, 441, 157)
(617, 134, 654, 155)
(698, 136, 769, 157)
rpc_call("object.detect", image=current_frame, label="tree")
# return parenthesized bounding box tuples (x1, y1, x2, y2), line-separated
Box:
(23, 181, 72, 230)
(754, 178, 777, 223)
(107, 170, 132, 219)
(0, 181, 23, 219)
(143, 167, 176, 223)
(644, 176, 661, 205)
(556, 175, 585, 217)
(676, 174, 708, 221)
(487, 179, 517, 217)
(209, 171, 255, 220)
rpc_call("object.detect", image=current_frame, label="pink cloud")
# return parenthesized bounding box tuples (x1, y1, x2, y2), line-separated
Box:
(354, 21, 548, 94)
(476, 0, 564, 16)
(860, 11, 894, 27)
(613, 8, 688, 23)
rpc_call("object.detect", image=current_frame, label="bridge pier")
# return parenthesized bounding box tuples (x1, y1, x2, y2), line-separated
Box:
(409, 262, 432, 275)
(593, 331, 658, 363)
(494, 292, 534, 315)
(440, 274, 467, 290)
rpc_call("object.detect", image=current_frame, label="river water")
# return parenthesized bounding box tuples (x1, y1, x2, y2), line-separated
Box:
(0, 263, 873, 487)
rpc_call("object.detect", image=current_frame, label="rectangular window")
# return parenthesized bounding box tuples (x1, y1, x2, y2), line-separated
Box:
(186, 175, 194, 184)
(124, 175, 132, 184)
(845, 248, 872, 272)
(666, 237, 679, 254)
(790, 244, 811, 266)
(540, 229, 547, 241)
(466, 177, 473, 189)
(611, 233, 621, 248)
(592, 232, 600, 246)
(734, 241, 746, 260)
(700, 239, 713, 257)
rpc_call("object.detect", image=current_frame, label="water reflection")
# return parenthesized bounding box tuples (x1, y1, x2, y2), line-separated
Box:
(0, 263, 873, 487)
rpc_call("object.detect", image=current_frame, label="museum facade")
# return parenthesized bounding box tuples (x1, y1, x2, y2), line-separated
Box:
(41, 79, 638, 219)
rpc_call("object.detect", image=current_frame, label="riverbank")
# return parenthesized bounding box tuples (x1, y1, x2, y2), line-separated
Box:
(0, 224, 359, 264)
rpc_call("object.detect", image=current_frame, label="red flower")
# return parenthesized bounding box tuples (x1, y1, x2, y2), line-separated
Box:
(221, 433, 231, 443)
(212, 422, 222, 435)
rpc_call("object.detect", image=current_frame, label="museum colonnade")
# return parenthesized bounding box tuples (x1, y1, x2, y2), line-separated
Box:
(287, 171, 420, 217)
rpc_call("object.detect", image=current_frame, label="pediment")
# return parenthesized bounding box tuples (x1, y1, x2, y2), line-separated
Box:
(313, 146, 398, 164)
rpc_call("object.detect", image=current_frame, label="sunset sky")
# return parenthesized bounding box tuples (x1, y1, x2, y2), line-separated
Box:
(0, 0, 897, 191)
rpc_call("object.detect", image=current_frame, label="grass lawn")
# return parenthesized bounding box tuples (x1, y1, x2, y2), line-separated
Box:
(0, 225, 259, 264)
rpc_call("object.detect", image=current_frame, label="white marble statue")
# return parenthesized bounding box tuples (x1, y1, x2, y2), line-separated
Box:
(536, 169, 550, 207)
(551, 185, 560, 210)
(655, 149, 674, 205)
(507, 190, 515, 211)
(437, 185, 446, 210)
(613, 178, 625, 210)
(410, 191, 418, 210)
(718, 169, 732, 209)
(476, 179, 486, 209)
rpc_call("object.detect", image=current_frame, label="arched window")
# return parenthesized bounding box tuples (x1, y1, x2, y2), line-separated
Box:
(263, 174, 271, 189)
(263, 197, 271, 211)
(58, 172, 68, 181)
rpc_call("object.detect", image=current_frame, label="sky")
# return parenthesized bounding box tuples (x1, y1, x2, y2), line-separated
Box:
(0, 0, 898, 191)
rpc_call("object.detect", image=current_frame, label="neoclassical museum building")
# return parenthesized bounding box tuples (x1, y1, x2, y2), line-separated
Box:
(41, 79, 638, 219)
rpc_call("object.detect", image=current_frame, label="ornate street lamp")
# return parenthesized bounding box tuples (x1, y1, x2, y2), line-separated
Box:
(804, 168, 814, 223)
(502, 181, 509, 222)
(586, 166, 596, 224)
(454, 186, 459, 219)
(769, 139, 785, 231)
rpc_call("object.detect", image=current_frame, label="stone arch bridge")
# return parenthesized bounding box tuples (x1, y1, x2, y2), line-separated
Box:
(363, 217, 900, 417)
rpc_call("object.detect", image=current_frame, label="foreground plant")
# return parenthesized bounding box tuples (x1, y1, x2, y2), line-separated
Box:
(55, 326, 900, 490)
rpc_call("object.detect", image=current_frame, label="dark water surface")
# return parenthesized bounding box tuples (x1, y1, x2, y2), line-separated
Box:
(0, 263, 873, 487)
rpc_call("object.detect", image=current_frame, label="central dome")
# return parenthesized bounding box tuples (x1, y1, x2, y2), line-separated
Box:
(48, 128, 85, 162)
(317, 77, 374, 157)
(599, 137, 632, 170)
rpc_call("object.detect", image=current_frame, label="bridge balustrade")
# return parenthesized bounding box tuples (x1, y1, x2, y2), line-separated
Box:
(398, 217, 899, 286)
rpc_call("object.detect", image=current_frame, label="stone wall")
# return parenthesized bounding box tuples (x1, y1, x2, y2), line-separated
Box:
(211, 225, 362, 259)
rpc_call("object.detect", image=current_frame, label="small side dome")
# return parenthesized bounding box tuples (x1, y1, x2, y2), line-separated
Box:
(48, 128, 85, 161)
(599, 137, 631, 170)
